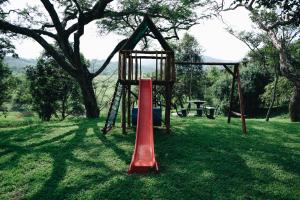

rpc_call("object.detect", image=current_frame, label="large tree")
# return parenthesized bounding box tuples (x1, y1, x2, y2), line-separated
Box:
(219, 0, 300, 121)
(0, 0, 214, 118)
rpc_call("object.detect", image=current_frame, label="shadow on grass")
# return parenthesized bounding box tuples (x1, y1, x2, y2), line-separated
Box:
(90, 117, 300, 199)
(0, 117, 299, 199)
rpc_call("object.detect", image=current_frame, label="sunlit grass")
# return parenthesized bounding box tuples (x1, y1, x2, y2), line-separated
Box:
(0, 113, 300, 199)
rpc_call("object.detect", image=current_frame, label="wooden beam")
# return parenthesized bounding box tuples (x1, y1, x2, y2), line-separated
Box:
(228, 65, 237, 124)
(127, 55, 167, 59)
(160, 53, 163, 80)
(135, 52, 138, 81)
(121, 50, 171, 54)
(165, 83, 172, 134)
(175, 62, 240, 66)
(119, 80, 175, 85)
(122, 86, 126, 134)
(236, 65, 247, 134)
(231, 111, 246, 117)
(127, 85, 131, 127)
(223, 65, 235, 76)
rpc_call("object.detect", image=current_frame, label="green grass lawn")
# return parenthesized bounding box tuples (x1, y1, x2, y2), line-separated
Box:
(0, 113, 300, 200)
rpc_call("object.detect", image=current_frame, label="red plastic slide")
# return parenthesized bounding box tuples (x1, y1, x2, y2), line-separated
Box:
(128, 79, 159, 174)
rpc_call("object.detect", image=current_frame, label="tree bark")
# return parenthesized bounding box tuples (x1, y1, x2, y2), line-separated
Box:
(289, 85, 300, 122)
(266, 70, 279, 121)
(77, 74, 99, 118)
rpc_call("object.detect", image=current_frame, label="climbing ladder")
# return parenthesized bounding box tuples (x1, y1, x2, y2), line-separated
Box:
(102, 80, 123, 134)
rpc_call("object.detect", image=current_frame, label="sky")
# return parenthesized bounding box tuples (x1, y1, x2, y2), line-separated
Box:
(12, 5, 254, 62)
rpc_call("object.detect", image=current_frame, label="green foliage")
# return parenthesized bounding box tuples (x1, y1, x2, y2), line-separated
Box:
(247, 41, 280, 72)
(26, 54, 84, 121)
(288, 39, 300, 75)
(260, 77, 294, 107)
(97, 0, 214, 37)
(240, 64, 272, 114)
(0, 115, 300, 199)
(0, 60, 13, 111)
(172, 33, 204, 105)
(209, 71, 232, 113)
(207, 64, 272, 116)
(233, 0, 300, 26)
(11, 76, 32, 112)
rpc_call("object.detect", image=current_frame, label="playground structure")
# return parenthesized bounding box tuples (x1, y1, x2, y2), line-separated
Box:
(175, 61, 247, 134)
(101, 15, 247, 173)
(102, 15, 175, 135)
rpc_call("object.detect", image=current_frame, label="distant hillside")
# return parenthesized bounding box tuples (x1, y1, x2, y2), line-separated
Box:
(4, 56, 37, 74)
(202, 55, 233, 62)
(4, 55, 233, 74)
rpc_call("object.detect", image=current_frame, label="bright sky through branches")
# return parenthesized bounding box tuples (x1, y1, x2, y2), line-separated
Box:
(11, 3, 253, 61)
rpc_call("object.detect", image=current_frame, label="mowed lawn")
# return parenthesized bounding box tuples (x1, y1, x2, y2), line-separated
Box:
(0, 113, 300, 200)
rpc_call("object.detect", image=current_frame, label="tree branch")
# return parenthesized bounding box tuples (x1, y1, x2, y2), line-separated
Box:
(40, 0, 76, 67)
(32, 29, 58, 39)
(0, 19, 77, 76)
(73, 0, 84, 69)
(92, 38, 128, 78)
(65, 0, 113, 36)
(40, 0, 65, 34)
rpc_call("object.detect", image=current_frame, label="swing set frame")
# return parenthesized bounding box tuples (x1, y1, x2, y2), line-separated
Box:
(175, 61, 247, 134)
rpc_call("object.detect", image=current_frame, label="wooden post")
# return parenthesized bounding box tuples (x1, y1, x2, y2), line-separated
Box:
(118, 53, 121, 80)
(156, 52, 158, 81)
(127, 52, 132, 127)
(139, 58, 142, 79)
(160, 53, 163, 80)
(236, 65, 247, 134)
(122, 85, 126, 134)
(165, 55, 171, 133)
(228, 65, 237, 123)
(135, 52, 138, 81)
(122, 52, 126, 81)
(127, 84, 131, 127)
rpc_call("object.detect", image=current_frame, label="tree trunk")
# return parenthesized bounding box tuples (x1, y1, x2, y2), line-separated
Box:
(61, 96, 67, 120)
(266, 70, 279, 121)
(77, 75, 99, 118)
(289, 85, 300, 122)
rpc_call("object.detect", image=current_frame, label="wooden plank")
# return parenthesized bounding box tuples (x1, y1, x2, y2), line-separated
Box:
(120, 80, 175, 85)
(127, 85, 131, 127)
(118, 53, 121, 80)
(139, 58, 142, 79)
(127, 55, 167, 59)
(121, 50, 171, 54)
(223, 65, 234, 76)
(135, 52, 138, 81)
(122, 86, 126, 134)
(122, 53, 126, 81)
(155, 52, 158, 81)
(175, 62, 240, 66)
(160, 53, 163, 80)
(231, 111, 246, 117)
(228, 66, 237, 124)
(128, 54, 132, 81)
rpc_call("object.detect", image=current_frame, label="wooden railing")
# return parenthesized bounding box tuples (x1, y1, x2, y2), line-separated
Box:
(119, 50, 175, 84)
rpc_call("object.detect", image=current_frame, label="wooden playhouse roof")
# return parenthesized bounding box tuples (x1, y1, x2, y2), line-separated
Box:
(121, 15, 173, 52)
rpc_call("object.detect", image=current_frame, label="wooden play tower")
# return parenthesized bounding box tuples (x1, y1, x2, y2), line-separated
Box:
(102, 15, 175, 134)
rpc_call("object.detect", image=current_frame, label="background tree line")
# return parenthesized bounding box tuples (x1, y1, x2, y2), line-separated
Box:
(1, 0, 299, 122)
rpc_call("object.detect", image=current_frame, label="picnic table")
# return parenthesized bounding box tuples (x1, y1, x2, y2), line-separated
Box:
(187, 100, 206, 116)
